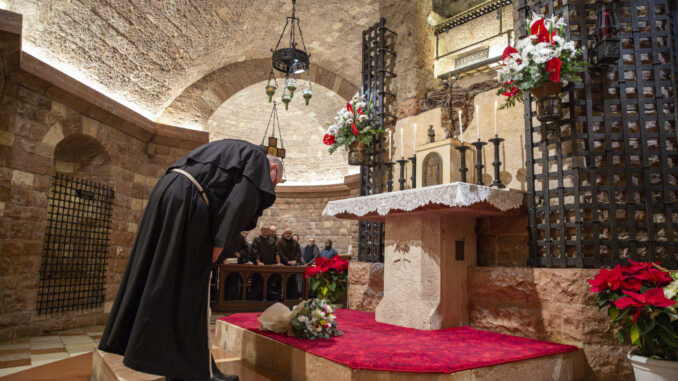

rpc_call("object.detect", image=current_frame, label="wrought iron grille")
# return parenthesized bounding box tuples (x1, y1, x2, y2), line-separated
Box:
(37, 173, 114, 315)
(358, 17, 397, 262)
(522, 0, 678, 268)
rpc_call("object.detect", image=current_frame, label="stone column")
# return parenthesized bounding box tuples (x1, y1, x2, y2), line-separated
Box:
(376, 213, 476, 330)
(379, 0, 435, 119)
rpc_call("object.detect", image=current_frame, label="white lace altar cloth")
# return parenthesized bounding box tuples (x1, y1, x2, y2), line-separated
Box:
(322, 182, 524, 218)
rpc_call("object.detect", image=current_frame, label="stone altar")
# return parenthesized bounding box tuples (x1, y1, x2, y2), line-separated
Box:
(323, 182, 524, 330)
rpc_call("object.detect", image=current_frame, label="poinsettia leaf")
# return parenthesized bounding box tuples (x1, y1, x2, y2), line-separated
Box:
(630, 323, 640, 345)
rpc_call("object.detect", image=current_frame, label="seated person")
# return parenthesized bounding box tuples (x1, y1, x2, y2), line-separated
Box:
(319, 239, 339, 259)
(277, 228, 301, 265)
(301, 237, 319, 265)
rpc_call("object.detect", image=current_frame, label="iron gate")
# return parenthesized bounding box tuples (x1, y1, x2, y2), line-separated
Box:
(358, 17, 397, 262)
(521, 0, 678, 268)
(37, 173, 114, 314)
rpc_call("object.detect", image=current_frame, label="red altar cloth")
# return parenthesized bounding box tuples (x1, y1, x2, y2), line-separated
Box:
(220, 309, 578, 374)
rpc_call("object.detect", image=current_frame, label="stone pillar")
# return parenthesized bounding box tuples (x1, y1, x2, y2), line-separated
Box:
(379, 0, 435, 119)
(376, 213, 476, 330)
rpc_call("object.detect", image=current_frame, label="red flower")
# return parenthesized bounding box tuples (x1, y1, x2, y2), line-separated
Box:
(323, 134, 336, 146)
(502, 80, 519, 97)
(501, 46, 520, 63)
(613, 289, 676, 322)
(357, 107, 364, 115)
(588, 265, 623, 292)
(328, 256, 349, 273)
(633, 267, 673, 286)
(623, 260, 658, 276)
(347, 102, 354, 114)
(351, 122, 359, 135)
(530, 18, 555, 43)
(621, 277, 643, 292)
(545, 57, 562, 82)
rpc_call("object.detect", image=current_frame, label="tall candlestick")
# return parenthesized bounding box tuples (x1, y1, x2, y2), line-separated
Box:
(388, 130, 392, 160)
(476, 104, 480, 140)
(458, 110, 463, 143)
(413, 124, 417, 150)
(400, 127, 404, 158)
(494, 100, 498, 136)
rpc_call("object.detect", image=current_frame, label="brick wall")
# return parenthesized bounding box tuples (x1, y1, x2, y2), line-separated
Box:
(0, 22, 208, 340)
(246, 176, 361, 255)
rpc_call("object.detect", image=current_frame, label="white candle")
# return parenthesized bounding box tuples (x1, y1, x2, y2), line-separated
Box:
(476, 105, 480, 140)
(494, 100, 498, 136)
(388, 130, 392, 160)
(400, 127, 404, 158)
(413, 124, 417, 150)
(458, 110, 463, 143)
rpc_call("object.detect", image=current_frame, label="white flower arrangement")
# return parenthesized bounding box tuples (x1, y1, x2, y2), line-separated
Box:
(290, 298, 343, 340)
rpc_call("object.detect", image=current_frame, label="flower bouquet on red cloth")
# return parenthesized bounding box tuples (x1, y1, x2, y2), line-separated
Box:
(496, 14, 586, 111)
(305, 256, 349, 304)
(289, 298, 343, 340)
(588, 261, 678, 361)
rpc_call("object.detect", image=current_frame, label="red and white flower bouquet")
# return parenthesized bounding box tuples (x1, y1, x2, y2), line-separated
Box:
(496, 14, 586, 108)
(323, 93, 382, 154)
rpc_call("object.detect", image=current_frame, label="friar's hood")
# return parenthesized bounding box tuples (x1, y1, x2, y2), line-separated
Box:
(167, 139, 276, 213)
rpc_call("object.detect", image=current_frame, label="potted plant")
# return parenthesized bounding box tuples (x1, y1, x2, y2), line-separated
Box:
(322, 92, 382, 165)
(496, 14, 586, 122)
(304, 256, 349, 306)
(588, 261, 678, 380)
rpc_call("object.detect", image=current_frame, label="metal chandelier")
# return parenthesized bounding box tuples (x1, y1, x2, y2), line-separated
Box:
(265, 0, 313, 110)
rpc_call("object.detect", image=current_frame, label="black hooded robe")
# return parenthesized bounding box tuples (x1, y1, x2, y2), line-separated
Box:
(98, 140, 276, 379)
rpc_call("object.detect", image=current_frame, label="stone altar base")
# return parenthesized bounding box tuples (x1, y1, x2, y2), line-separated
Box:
(377, 213, 476, 330)
(214, 318, 585, 381)
(323, 182, 525, 330)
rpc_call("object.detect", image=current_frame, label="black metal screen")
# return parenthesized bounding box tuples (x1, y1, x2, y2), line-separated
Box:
(522, 0, 678, 268)
(37, 173, 114, 315)
(358, 17, 397, 262)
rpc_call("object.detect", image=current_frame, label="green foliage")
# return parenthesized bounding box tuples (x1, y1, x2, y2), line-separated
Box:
(310, 270, 347, 304)
(595, 290, 678, 360)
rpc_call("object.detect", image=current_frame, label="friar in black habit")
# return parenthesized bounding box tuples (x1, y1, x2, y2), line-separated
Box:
(98, 139, 282, 381)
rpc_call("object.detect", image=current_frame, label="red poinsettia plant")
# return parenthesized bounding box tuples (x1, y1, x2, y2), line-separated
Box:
(323, 92, 382, 154)
(588, 261, 678, 360)
(305, 256, 349, 304)
(496, 14, 586, 108)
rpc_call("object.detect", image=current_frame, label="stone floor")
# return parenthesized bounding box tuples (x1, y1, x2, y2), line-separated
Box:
(0, 313, 273, 380)
(0, 325, 103, 377)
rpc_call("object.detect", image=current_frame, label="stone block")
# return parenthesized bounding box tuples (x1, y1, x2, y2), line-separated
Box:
(11, 170, 35, 187)
(0, 130, 15, 146)
(348, 262, 370, 286)
(41, 123, 64, 147)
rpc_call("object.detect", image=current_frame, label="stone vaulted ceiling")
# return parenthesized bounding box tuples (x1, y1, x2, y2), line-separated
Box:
(10, 0, 379, 122)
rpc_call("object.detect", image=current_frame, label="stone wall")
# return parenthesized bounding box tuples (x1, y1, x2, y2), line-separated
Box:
(0, 19, 208, 340)
(470, 267, 633, 381)
(207, 80, 358, 185)
(347, 261, 384, 311)
(246, 176, 361, 255)
(477, 213, 530, 267)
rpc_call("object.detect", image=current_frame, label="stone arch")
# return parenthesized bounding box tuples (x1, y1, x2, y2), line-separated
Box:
(157, 58, 360, 130)
(54, 133, 112, 185)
